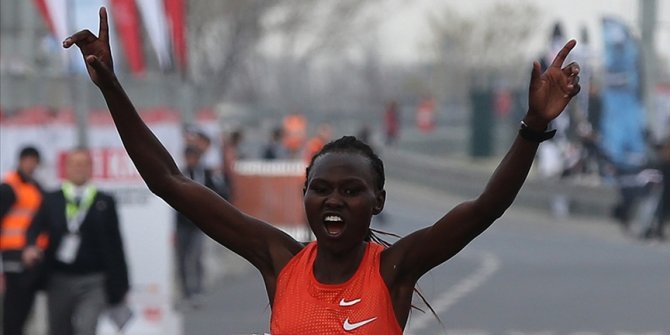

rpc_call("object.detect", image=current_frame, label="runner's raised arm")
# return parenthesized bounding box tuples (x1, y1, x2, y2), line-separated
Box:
(382, 40, 582, 282)
(63, 8, 302, 286)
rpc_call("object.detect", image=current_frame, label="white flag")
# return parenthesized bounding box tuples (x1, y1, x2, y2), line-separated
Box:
(136, 0, 172, 70)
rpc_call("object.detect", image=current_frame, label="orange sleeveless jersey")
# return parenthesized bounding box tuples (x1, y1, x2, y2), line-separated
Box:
(271, 241, 403, 334)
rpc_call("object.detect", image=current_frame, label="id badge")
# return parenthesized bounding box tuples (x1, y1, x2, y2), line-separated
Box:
(56, 233, 81, 264)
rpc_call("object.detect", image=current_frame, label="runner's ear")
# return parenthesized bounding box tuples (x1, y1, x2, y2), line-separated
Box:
(373, 190, 385, 215)
(372, 204, 383, 215)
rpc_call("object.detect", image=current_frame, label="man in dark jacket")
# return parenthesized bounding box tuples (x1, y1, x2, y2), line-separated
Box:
(175, 146, 222, 307)
(24, 148, 129, 335)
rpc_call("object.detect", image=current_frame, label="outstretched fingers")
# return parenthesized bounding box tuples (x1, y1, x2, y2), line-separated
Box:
(62, 29, 98, 49)
(529, 61, 542, 91)
(62, 7, 108, 49)
(560, 62, 581, 97)
(562, 62, 580, 81)
(550, 39, 577, 69)
(98, 7, 109, 43)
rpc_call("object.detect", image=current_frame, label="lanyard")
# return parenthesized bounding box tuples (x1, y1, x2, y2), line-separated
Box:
(62, 182, 97, 233)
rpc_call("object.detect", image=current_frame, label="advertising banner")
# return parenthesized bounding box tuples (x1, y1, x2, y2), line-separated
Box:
(600, 17, 646, 170)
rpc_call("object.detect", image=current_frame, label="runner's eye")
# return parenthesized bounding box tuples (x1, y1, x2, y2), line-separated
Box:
(309, 184, 329, 195)
(343, 187, 361, 196)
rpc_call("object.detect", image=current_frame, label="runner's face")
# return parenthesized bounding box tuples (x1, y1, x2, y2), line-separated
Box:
(304, 152, 384, 249)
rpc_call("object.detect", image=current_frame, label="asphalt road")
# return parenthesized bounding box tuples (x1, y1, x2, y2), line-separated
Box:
(182, 179, 670, 335)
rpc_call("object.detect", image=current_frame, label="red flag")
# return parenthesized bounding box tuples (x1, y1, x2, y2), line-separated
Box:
(33, 0, 56, 35)
(109, 0, 145, 75)
(164, 0, 186, 71)
(33, 0, 68, 41)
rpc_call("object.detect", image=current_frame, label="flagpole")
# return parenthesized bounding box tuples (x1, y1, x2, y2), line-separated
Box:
(178, 0, 194, 127)
(67, 0, 89, 148)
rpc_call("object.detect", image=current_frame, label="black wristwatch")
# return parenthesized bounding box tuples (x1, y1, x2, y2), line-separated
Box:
(519, 120, 556, 143)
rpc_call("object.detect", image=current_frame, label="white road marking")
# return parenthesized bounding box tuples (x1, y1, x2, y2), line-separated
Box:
(405, 250, 501, 335)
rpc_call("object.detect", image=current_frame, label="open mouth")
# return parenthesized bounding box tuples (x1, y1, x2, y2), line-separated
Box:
(323, 215, 345, 237)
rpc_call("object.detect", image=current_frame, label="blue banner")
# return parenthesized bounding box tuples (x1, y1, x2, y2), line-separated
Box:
(600, 17, 646, 170)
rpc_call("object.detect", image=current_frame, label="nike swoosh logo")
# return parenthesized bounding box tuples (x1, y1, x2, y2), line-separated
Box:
(343, 317, 377, 331)
(338, 298, 361, 307)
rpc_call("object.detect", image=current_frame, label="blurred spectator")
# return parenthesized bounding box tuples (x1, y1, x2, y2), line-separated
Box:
(183, 126, 227, 198)
(494, 88, 513, 119)
(647, 137, 670, 239)
(175, 146, 221, 307)
(184, 126, 220, 170)
(578, 80, 610, 176)
(223, 129, 245, 201)
(184, 125, 211, 152)
(357, 125, 373, 146)
(303, 124, 332, 163)
(357, 125, 384, 157)
(0, 146, 46, 335)
(416, 97, 436, 133)
(611, 130, 660, 229)
(262, 127, 288, 160)
(24, 148, 129, 335)
(282, 113, 307, 158)
(384, 101, 400, 146)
